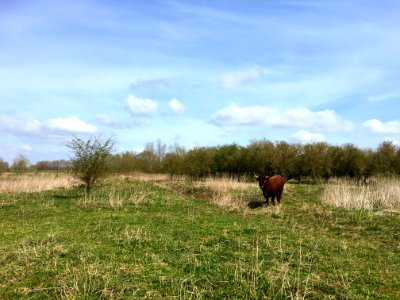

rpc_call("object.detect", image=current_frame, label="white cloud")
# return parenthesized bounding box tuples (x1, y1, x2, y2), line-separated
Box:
(169, 98, 185, 114)
(291, 130, 326, 143)
(0, 115, 41, 134)
(0, 114, 97, 137)
(210, 103, 353, 132)
(44, 116, 97, 134)
(218, 67, 264, 89)
(126, 95, 158, 117)
(363, 119, 400, 133)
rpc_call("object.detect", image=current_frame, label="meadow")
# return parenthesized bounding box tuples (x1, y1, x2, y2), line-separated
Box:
(0, 173, 399, 299)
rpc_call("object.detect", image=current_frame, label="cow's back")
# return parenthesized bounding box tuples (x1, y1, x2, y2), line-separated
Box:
(267, 175, 286, 192)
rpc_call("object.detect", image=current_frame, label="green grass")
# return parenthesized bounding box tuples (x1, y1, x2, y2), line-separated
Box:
(1, 178, 399, 299)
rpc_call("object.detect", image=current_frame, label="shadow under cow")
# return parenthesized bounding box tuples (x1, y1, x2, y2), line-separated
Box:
(247, 200, 265, 209)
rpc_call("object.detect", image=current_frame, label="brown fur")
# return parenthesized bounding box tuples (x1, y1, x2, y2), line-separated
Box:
(255, 175, 286, 205)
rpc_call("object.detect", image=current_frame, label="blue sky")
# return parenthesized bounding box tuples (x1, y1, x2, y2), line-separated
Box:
(1, 0, 400, 163)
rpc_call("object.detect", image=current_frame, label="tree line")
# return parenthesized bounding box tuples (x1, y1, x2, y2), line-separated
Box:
(2, 139, 400, 182)
(107, 139, 400, 182)
(0, 155, 70, 174)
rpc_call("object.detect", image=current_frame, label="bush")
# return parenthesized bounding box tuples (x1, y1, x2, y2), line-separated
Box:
(67, 136, 114, 195)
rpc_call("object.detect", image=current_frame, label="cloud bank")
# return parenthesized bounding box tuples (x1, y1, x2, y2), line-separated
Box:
(0, 115, 97, 137)
(291, 130, 326, 143)
(44, 116, 97, 133)
(363, 119, 400, 134)
(210, 103, 353, 132)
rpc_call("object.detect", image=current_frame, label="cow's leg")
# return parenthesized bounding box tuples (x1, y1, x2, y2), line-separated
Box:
(271, 195, 276, 205)
(263, 191, 269, 205)
(277, 192, 282, 204)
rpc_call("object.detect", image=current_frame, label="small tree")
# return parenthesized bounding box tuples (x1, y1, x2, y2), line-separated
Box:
(0, 158, 9, 174)
(11, 154, 29, 173)
(67, 136, 114, 195)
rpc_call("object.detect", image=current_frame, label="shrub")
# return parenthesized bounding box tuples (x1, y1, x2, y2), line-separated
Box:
(67, 136, 114, 195)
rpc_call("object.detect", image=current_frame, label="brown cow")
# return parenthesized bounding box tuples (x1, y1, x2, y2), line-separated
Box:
(254, 175, 286, 205)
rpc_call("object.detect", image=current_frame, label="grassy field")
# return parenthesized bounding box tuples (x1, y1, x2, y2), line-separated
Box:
(0, 174, 399, 299)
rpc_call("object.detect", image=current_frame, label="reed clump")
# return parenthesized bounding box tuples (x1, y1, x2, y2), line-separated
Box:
(321, 177, 400, 211)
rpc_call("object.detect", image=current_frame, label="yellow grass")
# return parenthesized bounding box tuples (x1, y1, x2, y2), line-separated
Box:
(116, 172, 171, 182)
(201, 177, 254, 192)
(0, 172, 285, 213)
(0, 173, 74, 193)
(79, 183, 155, 209)
(321, 177, 400, 212)
(196, 177, 256, 209)
(155, 175, 288, 212)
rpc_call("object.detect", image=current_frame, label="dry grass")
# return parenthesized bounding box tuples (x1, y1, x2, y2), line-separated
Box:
(201, 177, 253, 191)
(116, 172, 172, 182)
(158, 176, 291, 212)
(159, 177, 266, 211)
(192, 178, 259, 210)
(321, 177, 400, 211)
(0, 173, 75, 193)
(232, 236, 312, 300)
(78, 179, 157, 209)
(201, 178, 258, 210)
(197, 177, 293, 213)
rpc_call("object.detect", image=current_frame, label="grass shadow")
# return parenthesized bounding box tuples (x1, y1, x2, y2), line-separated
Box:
(52, 188, 82, 201)
(53, 195, 72, 200)
(247, 200, 265, 209)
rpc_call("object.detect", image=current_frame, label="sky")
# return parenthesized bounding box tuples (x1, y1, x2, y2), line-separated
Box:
(1, 0, 400, 164)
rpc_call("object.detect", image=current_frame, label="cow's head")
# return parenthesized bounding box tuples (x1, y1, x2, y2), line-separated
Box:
(254, 174, 269, 189)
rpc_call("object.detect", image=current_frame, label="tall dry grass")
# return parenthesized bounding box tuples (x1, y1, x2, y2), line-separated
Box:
(200, 177, 255, 209)
(201, 177, 253, 192)
(79, 183, 155, 209)
(184, 177, 266, 211)
(0, 173, 74, 193)
(321, 177, 400, 212)
(159, 176, 287, 212)
(116, 172, 171, 182)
